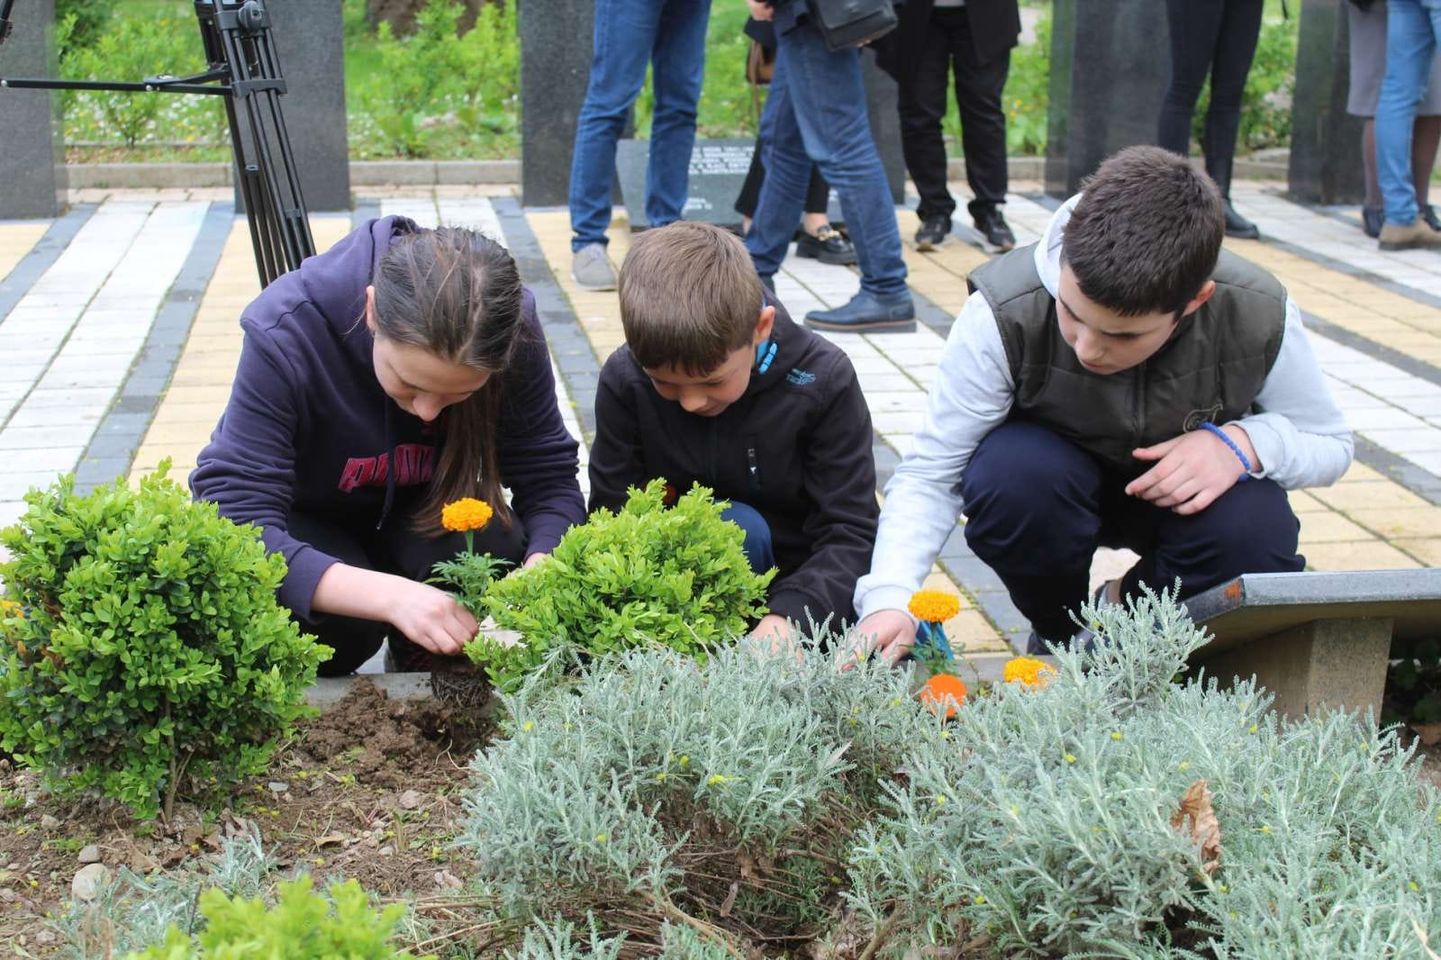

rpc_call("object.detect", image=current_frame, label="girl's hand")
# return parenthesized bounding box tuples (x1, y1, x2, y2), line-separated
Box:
(385, 580, 479, 655)
(747, 0, 773, 21)
(522, 552, 548, 569)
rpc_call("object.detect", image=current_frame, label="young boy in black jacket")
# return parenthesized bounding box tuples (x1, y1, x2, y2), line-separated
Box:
(588, 221, 879, 641)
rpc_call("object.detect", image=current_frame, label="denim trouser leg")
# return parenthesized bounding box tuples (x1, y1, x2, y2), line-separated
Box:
(746, 21, 907, 297)
(745, 52, 813, 279)
(1376, 0, 1441, 227)
(646, 0, 711, 228)
(569, 0, 709, 250)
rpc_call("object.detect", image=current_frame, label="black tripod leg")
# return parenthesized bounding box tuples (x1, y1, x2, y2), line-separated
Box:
(199, 0, 315, 287)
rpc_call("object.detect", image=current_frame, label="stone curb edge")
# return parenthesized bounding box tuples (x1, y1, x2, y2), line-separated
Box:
(63, 156, 1289, 191)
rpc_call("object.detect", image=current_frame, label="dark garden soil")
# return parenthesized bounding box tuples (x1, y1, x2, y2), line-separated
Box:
(0, 679, 497, 956)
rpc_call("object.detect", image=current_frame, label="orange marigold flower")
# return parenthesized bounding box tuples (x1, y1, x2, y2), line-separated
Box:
(1003, 656, 1057, 690)
(919, 672, 968, 719)
(908, 589, 961, 623)
(441, 498, 494, 533)
(0, 599, 22, 619)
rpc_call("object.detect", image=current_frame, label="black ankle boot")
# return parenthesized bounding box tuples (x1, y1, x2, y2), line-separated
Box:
(1362, 206, 1384, 239)
(1224, 200, 1260, 240)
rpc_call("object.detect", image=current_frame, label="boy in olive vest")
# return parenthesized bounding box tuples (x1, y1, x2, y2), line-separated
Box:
(852, 145, 1354, 657)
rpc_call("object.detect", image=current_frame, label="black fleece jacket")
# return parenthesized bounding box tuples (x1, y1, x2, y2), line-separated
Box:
(587, 304, 879, 628)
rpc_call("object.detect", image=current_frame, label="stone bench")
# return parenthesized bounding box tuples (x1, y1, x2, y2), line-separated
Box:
(1184, 569, 1441, 721)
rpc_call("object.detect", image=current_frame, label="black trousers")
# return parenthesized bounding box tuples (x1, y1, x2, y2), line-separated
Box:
(959, 421, 1304, 643)
(896, 5, 1010, 224)
(1156, 0, 1264, 196)
(735, 140, 830, 219)
(289, 508, 527, 676)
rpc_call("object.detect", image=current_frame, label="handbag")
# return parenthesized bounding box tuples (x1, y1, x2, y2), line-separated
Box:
(745, 37, 775, 85)
(805, 0, 898, 52)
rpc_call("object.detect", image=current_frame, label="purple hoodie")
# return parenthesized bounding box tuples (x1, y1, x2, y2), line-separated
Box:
(191, 217, 585, 618)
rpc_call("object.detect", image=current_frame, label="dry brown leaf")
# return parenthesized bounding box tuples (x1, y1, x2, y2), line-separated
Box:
(1170, 778, 1221, 876)
(1412, 723, 1441, 747)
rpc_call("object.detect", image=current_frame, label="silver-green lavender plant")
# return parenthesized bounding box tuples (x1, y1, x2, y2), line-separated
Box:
(54, 826, 275, 958)
(456, 638, 944, 954)
(847, 587, 1441, 958)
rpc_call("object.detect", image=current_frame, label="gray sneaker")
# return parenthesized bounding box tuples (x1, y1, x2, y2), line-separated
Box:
(572, 242, 617, 291)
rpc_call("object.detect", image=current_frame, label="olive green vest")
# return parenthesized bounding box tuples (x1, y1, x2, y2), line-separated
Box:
(967, 245, 1287, 476)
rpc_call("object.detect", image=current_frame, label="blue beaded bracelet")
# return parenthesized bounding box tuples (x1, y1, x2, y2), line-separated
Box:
(1201, 421, 1253, 480)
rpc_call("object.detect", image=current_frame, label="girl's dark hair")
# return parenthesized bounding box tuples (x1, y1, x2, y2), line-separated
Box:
(1063, 145, 1225, 319)
(370, 227, 524, 533)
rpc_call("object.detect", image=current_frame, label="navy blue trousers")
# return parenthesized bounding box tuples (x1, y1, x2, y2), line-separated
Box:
(723, 501, 776, 574)
(960, 421, 1304, 643)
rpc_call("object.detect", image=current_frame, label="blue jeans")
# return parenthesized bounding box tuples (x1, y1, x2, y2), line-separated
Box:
(745, 20, 907, 297)
(722, 502, 776, 574)
(1376, 0, 1441, 227)
(568, 0, 711, 251)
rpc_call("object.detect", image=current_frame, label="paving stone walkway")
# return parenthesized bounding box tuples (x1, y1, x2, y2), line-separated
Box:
(2, 179, 1438, 659)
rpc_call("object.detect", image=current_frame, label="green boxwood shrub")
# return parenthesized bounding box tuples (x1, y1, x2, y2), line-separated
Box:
(0, 469, 328, 820)
(124, 876, 415, 960)
(464, 480, 773, 693)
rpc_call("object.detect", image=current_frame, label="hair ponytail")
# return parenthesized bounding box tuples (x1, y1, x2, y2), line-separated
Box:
(370, 227, 526, 533)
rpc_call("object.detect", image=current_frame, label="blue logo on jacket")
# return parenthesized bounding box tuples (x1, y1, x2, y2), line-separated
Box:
(786, 367, 816, 386)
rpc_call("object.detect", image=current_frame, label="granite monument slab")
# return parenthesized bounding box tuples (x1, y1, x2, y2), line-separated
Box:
(0, 0, 66, 219)
(1044, 0, 1169, 198)
(1288, 0, 1365, 205)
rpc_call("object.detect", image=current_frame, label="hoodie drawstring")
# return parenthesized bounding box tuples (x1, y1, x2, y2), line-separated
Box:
(376, 400, 398, 531)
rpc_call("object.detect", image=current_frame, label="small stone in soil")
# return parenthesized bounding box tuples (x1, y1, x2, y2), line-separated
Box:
(77, 844, 102, 865)
(398, 789, 422, 810)
(39, 814, 60, 831)
(379, 845, 395, 857)
(267, 781, 289, 793)
(71, 863, 111, 901)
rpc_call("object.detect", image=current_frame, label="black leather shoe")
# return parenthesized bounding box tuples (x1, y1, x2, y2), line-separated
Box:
(804, 290, 916, 332)
(795, 224, 858, 265)
(914, 215, 952, 251)
(1362, 206, 1384, 239)
(972, 206, 1016, 251)
(1224, 201, 1260, 240)
(1423, 204, 1441, 233)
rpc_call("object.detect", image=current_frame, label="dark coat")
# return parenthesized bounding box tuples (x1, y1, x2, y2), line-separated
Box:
(875, 0, 1022, 81)
(587, 301, 879, 629)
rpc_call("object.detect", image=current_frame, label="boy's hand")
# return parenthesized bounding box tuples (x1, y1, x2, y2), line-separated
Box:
(1127, 425, 1258, 515)
(751, 613, 792, 642)
(747, 0, 773, 21)
(747, 614, 803, 660)
(845, 610, 918, 667)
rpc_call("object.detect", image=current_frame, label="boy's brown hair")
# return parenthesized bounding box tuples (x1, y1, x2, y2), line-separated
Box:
(1063, 145, 1225, 319)
(618, 221, 766, 375)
